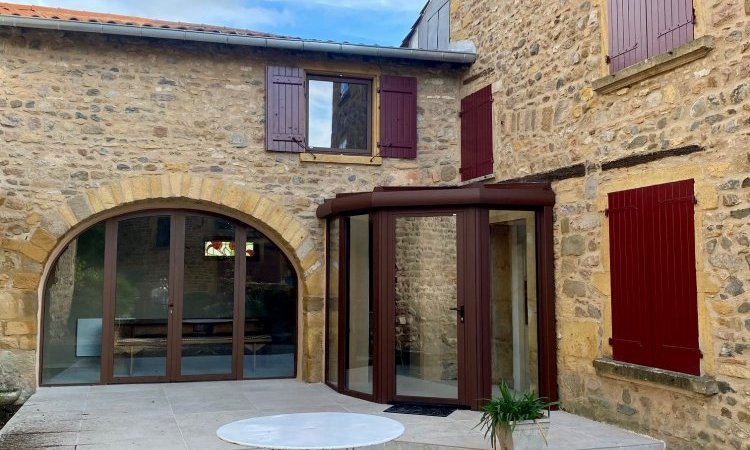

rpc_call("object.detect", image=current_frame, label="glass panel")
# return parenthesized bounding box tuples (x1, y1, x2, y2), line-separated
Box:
(327, 219, 340, 386)
(394, 215, 458, 399)
(113, 216, 170, 378)
(489, 211, 538, 396)
(244, 227, 296, 378)
(308, 78, 369, 151)
(42, 224, 105, 384)
(180, 216, 235, 376)
(345, 215, 373, 394)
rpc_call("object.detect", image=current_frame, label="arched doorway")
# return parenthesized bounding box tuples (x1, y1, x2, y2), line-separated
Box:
(40, 210, 298, 385)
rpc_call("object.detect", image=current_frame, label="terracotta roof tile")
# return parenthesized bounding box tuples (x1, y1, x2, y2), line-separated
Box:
(0, 2, 280, 38)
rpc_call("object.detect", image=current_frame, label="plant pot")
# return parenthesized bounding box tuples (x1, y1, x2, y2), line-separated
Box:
(495, 412, 550, 450)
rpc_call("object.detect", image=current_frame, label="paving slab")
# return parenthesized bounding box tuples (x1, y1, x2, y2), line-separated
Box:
(0, 380, 664, 450)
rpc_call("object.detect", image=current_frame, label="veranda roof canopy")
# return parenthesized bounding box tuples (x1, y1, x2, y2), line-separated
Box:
(316, 183, 555, 218)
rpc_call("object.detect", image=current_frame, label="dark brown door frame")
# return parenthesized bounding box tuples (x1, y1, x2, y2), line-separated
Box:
(384, 209, 469, 407)
(323, 201, 559, 410)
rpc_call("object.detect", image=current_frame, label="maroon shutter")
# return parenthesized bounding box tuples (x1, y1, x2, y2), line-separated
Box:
(379, 75, 417, 158)
(266, 66, 305, 152)
(649, 179, 700, 375)
(607, 0, 648, 73)
(645, 0, 694, 58)
(608, 180, 700, 375)
(460, 86, 493, 182)
(608, 188, 650, 367)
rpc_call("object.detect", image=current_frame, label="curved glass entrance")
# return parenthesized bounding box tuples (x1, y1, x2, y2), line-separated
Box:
(41, 210, 297, 385)
(320, 184, 557, 410)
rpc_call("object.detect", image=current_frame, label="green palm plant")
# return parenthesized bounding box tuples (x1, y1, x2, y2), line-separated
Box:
(477, 381, 556, 449)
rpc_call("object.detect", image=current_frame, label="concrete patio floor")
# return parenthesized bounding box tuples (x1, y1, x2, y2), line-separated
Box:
(0, 379, 664, 450)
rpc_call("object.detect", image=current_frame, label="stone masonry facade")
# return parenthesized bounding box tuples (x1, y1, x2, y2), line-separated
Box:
(0, 27, 463, 400)
(452, 0, 750, 448)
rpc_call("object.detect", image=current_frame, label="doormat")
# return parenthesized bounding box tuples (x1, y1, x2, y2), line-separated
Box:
(383, 404, 456, 417)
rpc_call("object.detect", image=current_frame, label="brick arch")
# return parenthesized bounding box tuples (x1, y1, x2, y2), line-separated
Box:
(0, 174, 324, 395)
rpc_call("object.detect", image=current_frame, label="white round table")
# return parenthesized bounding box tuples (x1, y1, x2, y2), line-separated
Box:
(216, 412, 405, 449)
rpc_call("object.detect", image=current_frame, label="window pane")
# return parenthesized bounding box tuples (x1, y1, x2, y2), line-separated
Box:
(326, 219, 340, 386)
(181, 216, 235, 376)
(42, 223, 105, 384)
(308, 79, 369, 150)
(489, 211, 538, 396)
(244, 227, 296, 378)
(395, 215, 458, 399)
(113, 216, 171, 378)
(346, 215, 372, 394)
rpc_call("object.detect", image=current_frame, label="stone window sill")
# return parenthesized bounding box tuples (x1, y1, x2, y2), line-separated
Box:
(593, 358, 718, 396)
(592, 35, 715, 94)
(299, 153, 382, 166)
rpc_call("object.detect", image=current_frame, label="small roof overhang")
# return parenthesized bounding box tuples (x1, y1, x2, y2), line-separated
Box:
(316, 183, 555, 218)
(0, 14, 476, 65)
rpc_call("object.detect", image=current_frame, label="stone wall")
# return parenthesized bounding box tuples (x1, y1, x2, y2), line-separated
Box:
(0, 27, 463, 400)
(452, 0, 750, 448)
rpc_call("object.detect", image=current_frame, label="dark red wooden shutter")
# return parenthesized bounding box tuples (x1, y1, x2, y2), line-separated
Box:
(608, 187, 650, 366)
(649, 179, 700, 375)
(608, 179, 700, 375)
(645, 0, 694, 58)
(266, 66, 305, 152)
(379, 75, 417, 159)
(459, 86, 493, 182)
(607, 0, 648, 73)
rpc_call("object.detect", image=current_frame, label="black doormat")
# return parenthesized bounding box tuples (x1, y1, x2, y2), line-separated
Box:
(384, 404, 456, 417)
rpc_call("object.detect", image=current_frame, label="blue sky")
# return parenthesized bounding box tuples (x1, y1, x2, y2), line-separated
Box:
(26, 0, 426, 46)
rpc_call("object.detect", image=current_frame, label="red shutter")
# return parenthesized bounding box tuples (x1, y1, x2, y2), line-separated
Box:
(266, 66, 305, 152)
(649, 179, 700, 375)
(459, 86, 493, 182)
(608, 180, 700, 375)
(607, 0, 648, 73)
(379, 75, 417, 158)
(608, 188, 650, 366)
(645, 0, 694, 58)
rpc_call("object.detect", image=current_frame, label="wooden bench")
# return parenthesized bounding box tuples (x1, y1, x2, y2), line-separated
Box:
(114, 335, 272, 375)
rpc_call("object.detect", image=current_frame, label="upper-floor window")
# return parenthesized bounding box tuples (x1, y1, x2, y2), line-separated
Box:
(607, 0, 694, 73)
(265, 66, 417, 159)
(307, 75, 371, 155)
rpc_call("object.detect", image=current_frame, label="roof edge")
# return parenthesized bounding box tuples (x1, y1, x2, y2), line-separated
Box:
(0, 15, 477, 65)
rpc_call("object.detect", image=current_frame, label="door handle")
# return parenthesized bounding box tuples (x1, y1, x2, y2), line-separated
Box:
(449, 305, 465, 323)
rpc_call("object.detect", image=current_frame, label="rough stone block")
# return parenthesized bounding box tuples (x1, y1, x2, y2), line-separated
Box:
(561, 235, 586, 256)
(132, 177, 152, 200)
(0, 293, 22, 320)
(29, 229, 57, 252)
(4, 321, 36, 336)
(560, 320, 598, 359)
(11, 273, 39, 290)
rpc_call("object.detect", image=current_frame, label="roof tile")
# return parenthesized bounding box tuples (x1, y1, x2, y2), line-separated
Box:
(0, 2, 280, 38)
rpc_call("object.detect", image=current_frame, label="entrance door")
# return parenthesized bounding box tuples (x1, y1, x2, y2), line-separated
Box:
(174, 215, 238, 380)
(390, 212, 465, 405)
(106, 212, 240, 383)
(110, 215, 173, 382)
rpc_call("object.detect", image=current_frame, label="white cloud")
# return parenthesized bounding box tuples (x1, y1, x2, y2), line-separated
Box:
(26, 0, 295, 30)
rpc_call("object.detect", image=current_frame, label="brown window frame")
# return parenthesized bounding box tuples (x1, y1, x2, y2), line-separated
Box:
(306, 74, 373, 156)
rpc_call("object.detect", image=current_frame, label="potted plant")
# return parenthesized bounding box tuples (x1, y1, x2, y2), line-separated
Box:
(477, 381, 555, 450)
